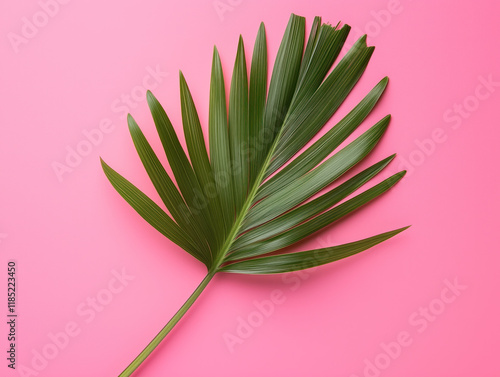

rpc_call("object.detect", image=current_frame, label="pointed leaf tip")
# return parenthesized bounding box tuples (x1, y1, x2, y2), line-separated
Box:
(179, 70, 186, 82)
(237, 35, 245, 51)
(146, 90, 157, 104)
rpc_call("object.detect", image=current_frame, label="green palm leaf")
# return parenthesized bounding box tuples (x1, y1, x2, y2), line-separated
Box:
(101, 14, 409, 376)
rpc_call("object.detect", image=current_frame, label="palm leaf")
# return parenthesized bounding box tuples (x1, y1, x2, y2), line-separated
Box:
(101, 14, 409, 376)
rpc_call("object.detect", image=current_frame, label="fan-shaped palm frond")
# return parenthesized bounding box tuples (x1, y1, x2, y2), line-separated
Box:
(101, 14, 409, 376)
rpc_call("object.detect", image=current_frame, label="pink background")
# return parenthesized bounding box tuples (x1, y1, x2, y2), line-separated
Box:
(1, 0, 499, 376)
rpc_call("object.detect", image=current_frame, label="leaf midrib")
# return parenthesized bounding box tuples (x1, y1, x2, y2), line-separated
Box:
(211, 127, 284, 271)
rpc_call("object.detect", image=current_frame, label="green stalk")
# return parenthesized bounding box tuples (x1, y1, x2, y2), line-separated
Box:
(120, 121, 287, 377)
(118, 270, 216, 377)
(118, 157, 272, 376)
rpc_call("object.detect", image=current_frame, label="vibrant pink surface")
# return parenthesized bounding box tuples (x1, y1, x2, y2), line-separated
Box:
(1, 1, 499, 376)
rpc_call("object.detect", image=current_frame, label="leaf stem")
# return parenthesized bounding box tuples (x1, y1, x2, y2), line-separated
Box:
(119, 126, 284, 376)
(118, 270, 216, 377)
